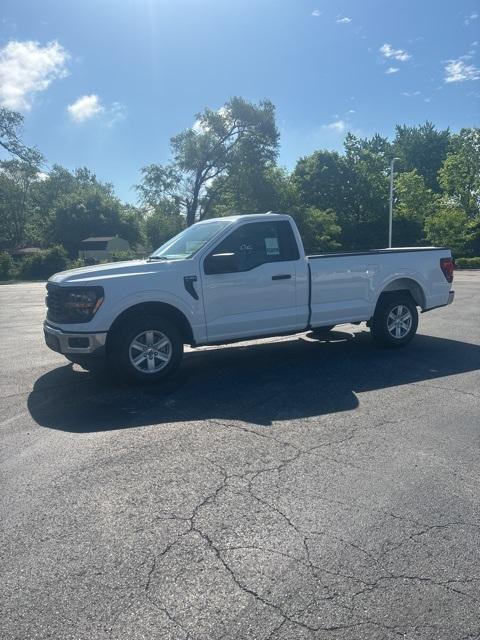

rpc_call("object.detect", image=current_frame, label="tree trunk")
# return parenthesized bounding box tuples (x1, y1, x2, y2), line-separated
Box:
(186, 171, 202, 226)
(186, 203, 196, 227)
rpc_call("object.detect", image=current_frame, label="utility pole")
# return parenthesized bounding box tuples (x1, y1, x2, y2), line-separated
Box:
(388, 158, 400, 248)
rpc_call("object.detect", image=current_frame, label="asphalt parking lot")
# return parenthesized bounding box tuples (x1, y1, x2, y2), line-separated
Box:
(1, 272, 479, 640)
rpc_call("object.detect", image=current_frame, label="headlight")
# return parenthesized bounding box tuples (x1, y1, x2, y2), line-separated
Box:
(65, 289, 104, 320)
(46, 285, 104, 323)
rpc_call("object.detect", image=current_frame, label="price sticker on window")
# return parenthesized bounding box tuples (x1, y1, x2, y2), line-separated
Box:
(265, 237, 280, 256)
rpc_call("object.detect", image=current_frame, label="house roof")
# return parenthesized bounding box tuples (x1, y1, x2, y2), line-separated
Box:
(80, 236, 117, 243)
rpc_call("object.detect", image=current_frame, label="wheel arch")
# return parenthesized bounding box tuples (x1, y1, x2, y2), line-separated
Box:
(375, 277, 427, 311)
(107, 301, 194, 347)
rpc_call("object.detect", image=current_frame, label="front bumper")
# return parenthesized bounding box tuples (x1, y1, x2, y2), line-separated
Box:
(43, 322, 107, 356)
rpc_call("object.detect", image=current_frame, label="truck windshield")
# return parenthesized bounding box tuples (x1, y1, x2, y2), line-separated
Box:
(150, 220, 231, 261)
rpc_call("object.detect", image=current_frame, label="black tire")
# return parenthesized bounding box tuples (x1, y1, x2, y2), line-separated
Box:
(370, 293, 418, 348)
(107, 315, 183, 383)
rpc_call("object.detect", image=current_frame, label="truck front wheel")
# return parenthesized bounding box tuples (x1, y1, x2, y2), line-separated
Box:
(370, 293, 418, 348)
(108, 315, 183, 383)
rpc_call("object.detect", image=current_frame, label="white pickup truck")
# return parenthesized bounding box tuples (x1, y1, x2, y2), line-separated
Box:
(44, 213, 455, 382)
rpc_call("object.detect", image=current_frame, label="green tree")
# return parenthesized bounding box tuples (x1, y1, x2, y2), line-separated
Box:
(28, 166, 116, 243)
(138, 97, 279, 226)
(0, 107, 43, 165)
(47, 189, 133, 257)
(424, 201, 474, 255)
(294, 141, 389, 250)
(143, 208, 184, 250)
(18, 246, 69, 280)
(393, 170, 436, 246)
(209, 165, 299, 217)
(293, 150, 354, 215)
(293, 207, 341, 254)
(0, 159, 40, 247)
(438, 128, 480, 217)
(393, 122, 450, 192)
(343, 133, 392, 248)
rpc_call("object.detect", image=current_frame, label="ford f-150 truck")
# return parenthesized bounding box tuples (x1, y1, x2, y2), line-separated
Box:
(44, 213, 455, 382)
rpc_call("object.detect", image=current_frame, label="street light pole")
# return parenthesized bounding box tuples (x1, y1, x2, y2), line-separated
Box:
(388, 158, 400, 248)
(388, 161, 394, 248)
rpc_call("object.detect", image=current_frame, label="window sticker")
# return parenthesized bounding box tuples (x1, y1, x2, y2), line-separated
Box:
(265, 236, 280, 256)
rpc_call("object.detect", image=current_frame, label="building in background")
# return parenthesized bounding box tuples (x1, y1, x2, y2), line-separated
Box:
(78, 236, 130, 261)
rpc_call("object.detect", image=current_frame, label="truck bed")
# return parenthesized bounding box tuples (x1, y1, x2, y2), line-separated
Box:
(307, 246, 453, 329)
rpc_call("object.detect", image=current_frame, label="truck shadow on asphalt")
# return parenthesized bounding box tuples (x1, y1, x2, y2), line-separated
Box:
(28, 330, 480, 432)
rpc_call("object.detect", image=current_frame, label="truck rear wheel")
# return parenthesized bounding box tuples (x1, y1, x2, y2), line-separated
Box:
(108, 315, 183, 383)
(370, 293, 418, 348)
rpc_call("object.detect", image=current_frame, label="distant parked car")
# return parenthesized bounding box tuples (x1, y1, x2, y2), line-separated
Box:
(78, 236, 130, 261)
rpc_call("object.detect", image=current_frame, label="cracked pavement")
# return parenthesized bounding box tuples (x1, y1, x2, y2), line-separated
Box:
(1, 272, 479, 640)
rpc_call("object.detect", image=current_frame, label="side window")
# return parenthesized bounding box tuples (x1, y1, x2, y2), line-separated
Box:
(204, 221, 299, 275)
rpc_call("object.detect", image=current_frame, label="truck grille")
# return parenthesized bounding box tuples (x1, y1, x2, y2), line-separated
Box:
(46, 283, 67, 323)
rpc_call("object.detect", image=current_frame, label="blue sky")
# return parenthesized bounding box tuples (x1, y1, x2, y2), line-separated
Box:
(1, 0, 479, 202)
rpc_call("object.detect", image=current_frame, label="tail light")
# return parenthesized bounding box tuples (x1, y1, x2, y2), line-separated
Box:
(440, 257, 455, 283)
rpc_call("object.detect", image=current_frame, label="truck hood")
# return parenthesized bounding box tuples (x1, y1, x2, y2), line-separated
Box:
(49, 259, 165, 285)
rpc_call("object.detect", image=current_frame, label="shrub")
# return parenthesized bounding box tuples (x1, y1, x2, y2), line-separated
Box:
(109, 250, 140, 262)
(0, 251, 15, 280)
(455, 257, 480, 269)
(66, 258, 87, 270)
(18, 246, 69, 280)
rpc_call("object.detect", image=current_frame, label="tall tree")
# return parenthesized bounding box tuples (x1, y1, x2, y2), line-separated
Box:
(0, 107, 43, 165)
(45, 170, 140, 256)
(438, 127, 480, 218)
(137, 97, 279, 226)
(293, 150, 354, 215)
(294, 208, 341, 253)
(294, 140, 390, 250)
(209, 165, 299, 217)
(143, 205, 184, 251)
(393, 122, 450, 192)
(0, 160, 39, 247)
(392, 170, 436, 246)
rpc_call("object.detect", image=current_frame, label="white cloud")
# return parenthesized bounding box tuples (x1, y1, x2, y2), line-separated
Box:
(402, 91, 421, 97)
(464, 13, 478, 26)
(336, 16, 352, 24)
(106, 102, 126, 127)
(67, 94, 126, 125)
(322, 119, 346, 133)
(311, 9, 322, 17)
(0, 40, 69, 110)
(444, 59, 480, 83)
(386, 66, 399, 74)
(380, 43, 411, 62)
(67, 94, 104, 122)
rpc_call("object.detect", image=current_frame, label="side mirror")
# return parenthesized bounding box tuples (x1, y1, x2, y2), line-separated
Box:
(205, 252, 237, 274)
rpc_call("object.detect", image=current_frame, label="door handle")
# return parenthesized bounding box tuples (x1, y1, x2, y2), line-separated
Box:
(272, 274, 292, 280)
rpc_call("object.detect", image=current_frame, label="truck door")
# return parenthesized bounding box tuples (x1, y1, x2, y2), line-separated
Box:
(201, 220, 303, 342)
